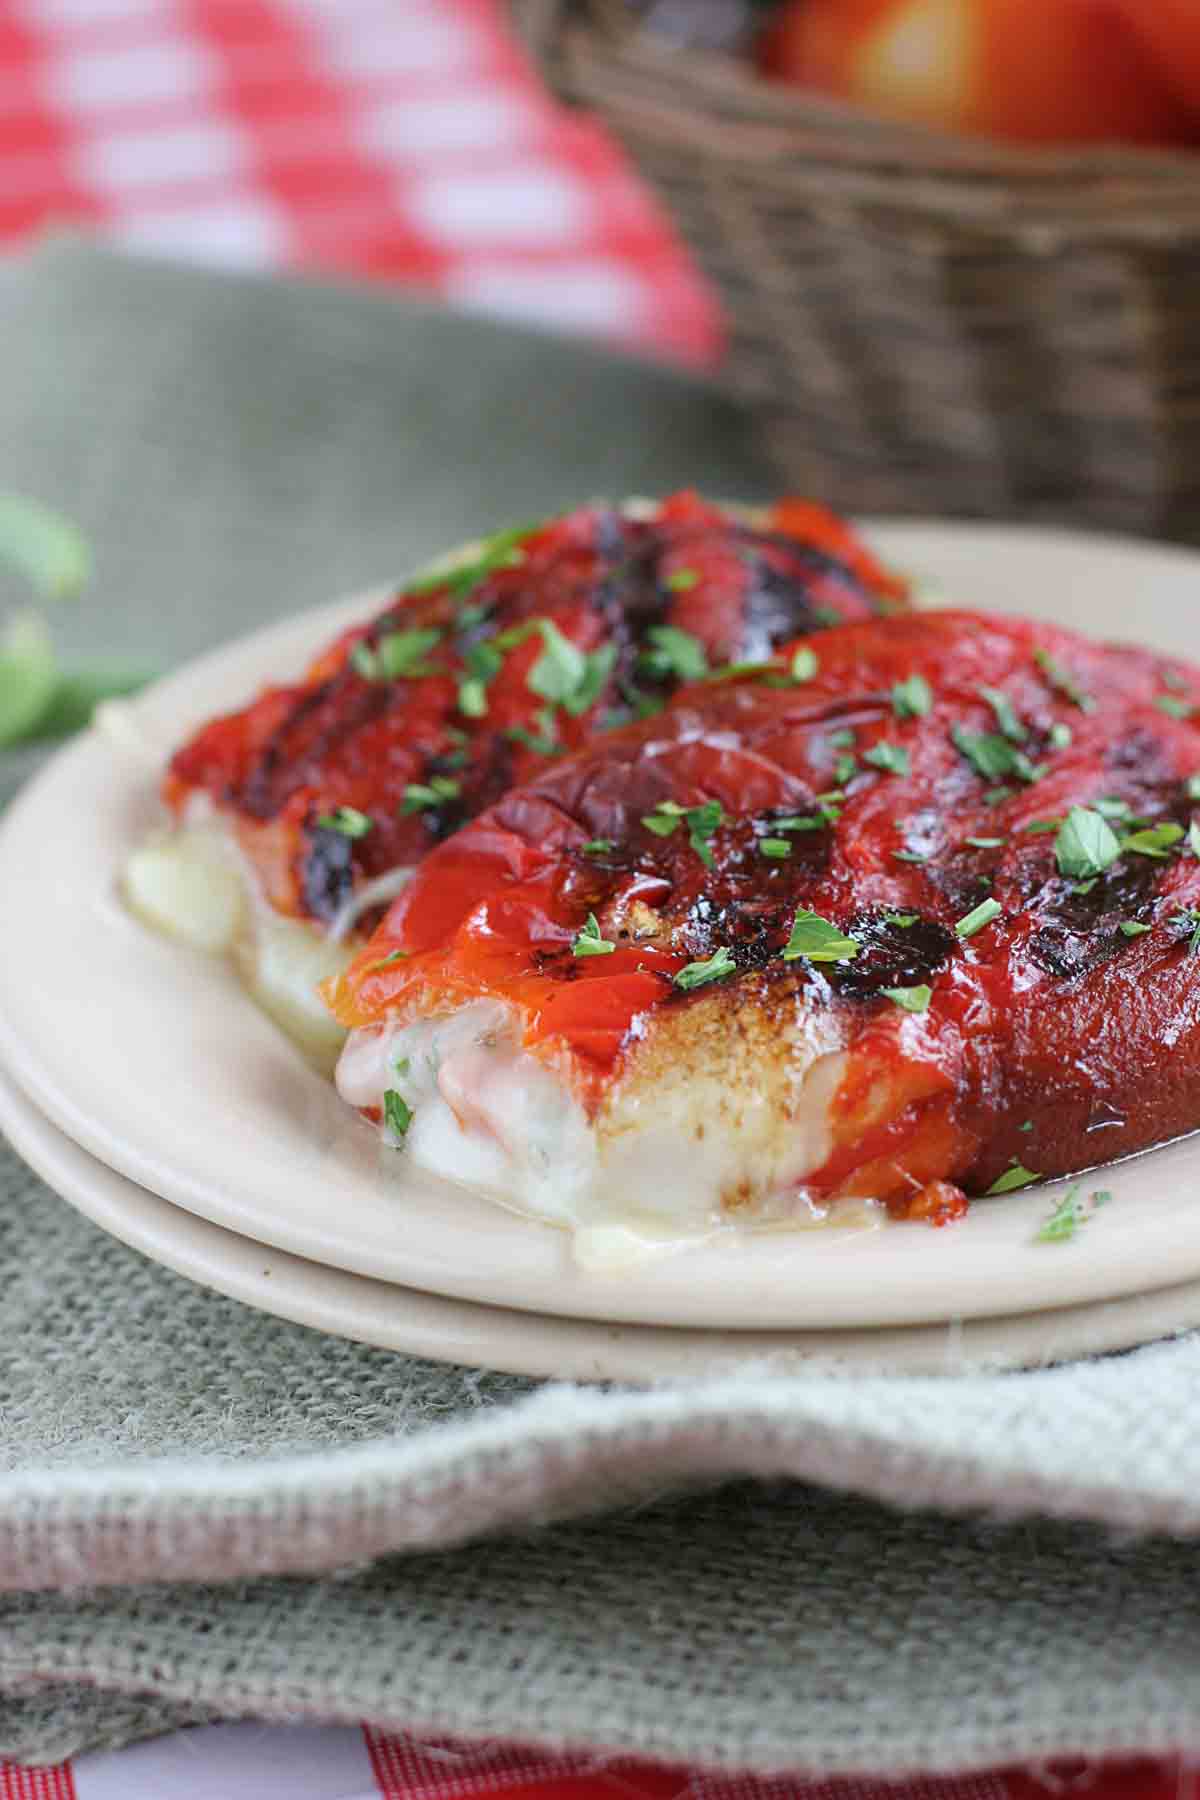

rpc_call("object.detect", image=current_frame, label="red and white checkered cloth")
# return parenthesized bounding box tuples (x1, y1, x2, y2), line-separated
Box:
(0, 1725, 1186, 1800)
(0, 0, 723, 366)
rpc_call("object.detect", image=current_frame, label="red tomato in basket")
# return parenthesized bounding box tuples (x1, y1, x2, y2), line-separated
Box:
(759, 0, 1197, 147)
(1110, 0, 1200, 117)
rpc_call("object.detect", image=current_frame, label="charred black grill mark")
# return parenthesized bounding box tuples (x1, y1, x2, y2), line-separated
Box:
(828, 912, 956, 1000)
(300, 822, 357, 922)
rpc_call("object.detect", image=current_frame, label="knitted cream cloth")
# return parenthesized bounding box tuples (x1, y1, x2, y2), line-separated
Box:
(3, 239, 1200, 1774)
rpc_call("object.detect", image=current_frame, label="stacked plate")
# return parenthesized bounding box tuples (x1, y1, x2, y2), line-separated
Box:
(2, 521, 1199, 1381)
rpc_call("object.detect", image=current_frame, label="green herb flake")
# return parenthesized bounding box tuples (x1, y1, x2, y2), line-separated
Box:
(979, 686, 1026, 742)
(964, 836, 1006, 850)
(505, 722, 561, 755)
(984, 786, 1012, 806)
(382, 1089, 413, 1143)
(892, 673, 933, 720)
(893, 848, 928, 864)
(581, 838, 615, 855)
(1156, 694, 1194, 721)
(457, 677, 488, 718)
(685, 799, 725, 868)
(1122, 822, 1185, 859)
(1034, 647, 1095, 712)
(760, 837, 792, 859)
(366, 948, 408, 973)
(1054, 806, 1122, 881)
(863, 740, 910, 777)
(782, 908, 860, 963)
(1174, 909, 1200, 956)
(401, 775, 461, 814)
(883, 912, 918, 927)
(1119, 920, 1152, 938)
(665, 567, 699, 592)
(834, 753, 858, 785)
(1019, 1120, 1033, 1133)
(952, 726, 1043, 786)
(986, 1159, 1040, 1196)
(828, 728, 856, 748)
(573, 913, 617, 958)
(1021, 817, 1063, 835)
(790, 646, 819, 684)
(674, 946, 737, 990)
(1033, 1183, 1087, 1241)
(955, 897, 1002, 939)
(773, 814, 826, 833)
(315, 805, 373, 839)
(881, 984, 932, 1013)
(1049, 723, 1073, 750)
(641, 800, 686, 837)
(640, 624, 708, 684)
(354, 626, 444, 682)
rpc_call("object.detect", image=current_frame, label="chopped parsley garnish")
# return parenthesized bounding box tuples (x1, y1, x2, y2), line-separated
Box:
(1155, 694, 1194, 720)
(1034, 647, 1095, 712)
(863, 740, 910, 776)
(828, 728, 856, 748)
(789, 646, 819, 684)
(893, 848, 927, 864)
(315, 805, 373, 838)
(401, 775, 461, 814)
(834, 753, 858, 785)
(642, 800, 686, 837)
(382, 1089, 413, 1143)
(457, 678, 487, 719)
(572, 913, 616, 957)
(352, 626, 444, 682)
(407, 522, 537, 602)
(1095, 796, 1133, 821)
(581, 838, 614, 855)
(1019, 1120, 1033, 1132)
(1119, 920, 1151, 938)
(365, 948, 408, 972)
(456, 640, 504, 718)
(955, 897, 1002, 939)
(497, 617, 615, 717)
(665, 566, 699, 592)
(881, 984, 932, 1013)
(1054, 806, 1121, 881)
(773, 814, 827, 833)
(979, 686, 1026, 742)
(883, 911, 918, 927)
(892, 673, 932, 719)
(1174, 909, 1200, 956)
(759, 837, 791, 858)
(1021, 817, 1063, 834)
(951, 726, 1043, 785)
(985, 1159, 1040, 1195)
(984, 786, 1012, 806)
(782, 908, 860, 963)
(1034, 1184, 1110, 1244)
(674, 946, 737, 990)
(704, 658, 769, 683)
(641, 798, 725, 867)
(964, 836, 1006, 850)
(1122, 822, 1184, 858)
(1049, 722, 1073, 750)
(639, 624, 709, 683)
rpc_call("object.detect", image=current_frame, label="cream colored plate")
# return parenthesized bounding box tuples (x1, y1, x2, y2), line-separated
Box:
(6, 1061, 1200, 1378)
(1, 522, 1200, 1334)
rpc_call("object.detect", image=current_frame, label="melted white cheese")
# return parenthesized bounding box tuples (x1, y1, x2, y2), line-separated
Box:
(335, 999, 851, 1240)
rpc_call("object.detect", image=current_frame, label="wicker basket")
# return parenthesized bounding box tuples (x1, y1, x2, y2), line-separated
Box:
(514, 0, 1200, 540)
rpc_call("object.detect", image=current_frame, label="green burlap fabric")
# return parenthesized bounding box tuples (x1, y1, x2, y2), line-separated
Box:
(3, 238, 1200, 1775)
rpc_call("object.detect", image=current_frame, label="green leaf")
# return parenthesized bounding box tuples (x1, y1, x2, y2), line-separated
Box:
(893, 848, 927, 864)
(315, 805, 373, 838)
(457, 676, 488, 719)
(1122, 822, 1185, 859)
(834, 753, 858, 785)
(640, 625, 709, 683)
(563, 643, 619, 717)
(581, 838, 614, 855)
(759, 837, 791, 858)
(0, 610, 58, 746)
(1119, 920, 1151, 938)
(789, 645, 819, 683)
(401, 776, 461, 814)
(863, 740, 910, 776)
(1054, 806, 1121, 881)
(1034, 1183, 1086, 1241)
(1155, 694, 1194, 721)
(665, 566, 698, 592)
(383, 1089, 413, 1143)
(955, 897, 1002, 939)
(0, 493, 90, 601)
(881, 984, 932, 1013)
(408, 522, 538, 600)
(828, 728, 856, 748)
(686, 798, 724, 868)
(641, 800, 685, 837)
(892, 673, 933, 719)
(979, 686, 1026, 742)
(951, 726, 1043, 785)
(883, 912, 918, 927)
(985, 1160, 1040, 1195)
(527, 619, 587, 707)
(572, 913, 616, 957)
(964, 836, 1006, 850)
(353, 626, 444, 681)
(365, 948, 408, 973)
(1034, 647, 1094, 712)
(674, 946, 737, 990)
(782, 908, 860, 963)
(1049, 722, 1073, 750)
